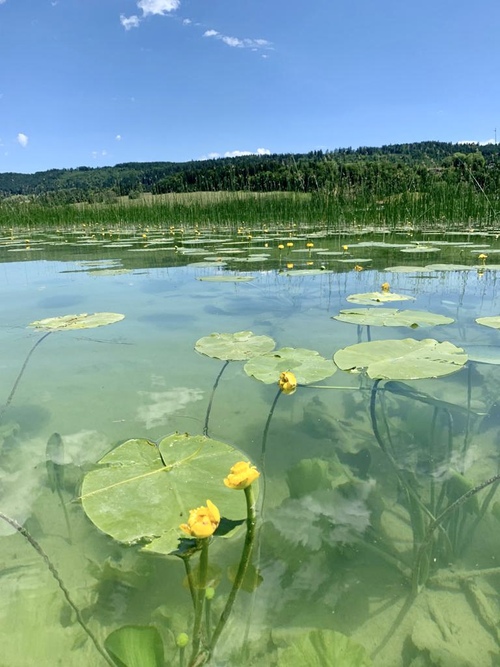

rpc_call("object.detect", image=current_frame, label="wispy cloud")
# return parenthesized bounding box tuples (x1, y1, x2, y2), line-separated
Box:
(121, 0, 179, 30)
(200, 147, 271, 160)
(17, 133, 28, 148)
(115, 134, 122, 141)
(203, 29, 271, 50)
(0, 1, 7, 5)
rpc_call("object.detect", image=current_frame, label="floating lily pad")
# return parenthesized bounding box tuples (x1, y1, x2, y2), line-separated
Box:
(197, 275, 254, 282)
(244, 347, 336, 385)
(285, 269, 334, 276)
(346, 292, 415, 305)
(475, 316, 500, 329)
(400, 246, 440, 253)
(384, 266, 429, 273)
(333, 308, 454, 328)
(81, 433, 250, 556)
(29, 312, 125, 331)
(195, 331, 275, 361)
(333, 338, 467, 380)
(424, 264, 473, 271)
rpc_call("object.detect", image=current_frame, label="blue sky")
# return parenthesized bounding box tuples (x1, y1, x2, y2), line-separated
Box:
(1, 0, 499, 174)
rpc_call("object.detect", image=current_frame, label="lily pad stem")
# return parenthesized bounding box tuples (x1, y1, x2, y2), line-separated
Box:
(209, 484, 257, 656)
(203, 361, 229, 437)
(0, 331, 52, 420)
(0, 511, 114, 667)
(182, 556, 197, 609)
(189, 538, 210, 663)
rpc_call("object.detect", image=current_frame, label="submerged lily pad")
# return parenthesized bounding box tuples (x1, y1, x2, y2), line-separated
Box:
(333, 308, 454, 328)
(346, 292, 415, 305)
(29, 312, 125, 331)
(475, 315, 500, 329)
(195, 331, 275, 361)
(244, 347, 336, 385)
(333, 339, 467, 380)
(274, 629, 371, 666)
(80, 433, 250, 555)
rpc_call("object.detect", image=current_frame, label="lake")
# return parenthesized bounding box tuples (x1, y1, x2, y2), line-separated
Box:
(1, 225, 500, 666)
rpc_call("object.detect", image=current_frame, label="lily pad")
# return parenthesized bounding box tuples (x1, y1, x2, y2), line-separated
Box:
(104, 626, 164, 667)
(384, 266, 429, 273)
(244, 347, 336, 385)
(29, 312, 125, 331)
(346, 292, 415, 305)
(475, 316, 500, 330)
(80, 433, 250, 555)
(285, 269, 334, 276)
(333, 308, 454, 328)
(196, 275, 254, 282)
(195, 331, 276, 361)
(333, 338, 467, 380)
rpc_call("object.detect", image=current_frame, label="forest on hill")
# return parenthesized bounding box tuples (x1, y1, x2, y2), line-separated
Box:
(1, 141, 500, 206)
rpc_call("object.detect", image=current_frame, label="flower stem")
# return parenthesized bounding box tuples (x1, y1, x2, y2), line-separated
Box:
(209, 485, 257, 656)
(190, 539, 210, 662)
(182, 556, 197, 610)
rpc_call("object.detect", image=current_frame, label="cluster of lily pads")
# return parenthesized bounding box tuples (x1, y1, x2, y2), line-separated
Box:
(3, 287, 500, 665)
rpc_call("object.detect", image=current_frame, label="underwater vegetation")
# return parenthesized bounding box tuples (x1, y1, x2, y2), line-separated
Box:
(1, 229, 500, 665)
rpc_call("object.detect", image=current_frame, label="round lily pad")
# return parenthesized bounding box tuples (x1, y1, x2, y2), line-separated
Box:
(384, 266, 429, 273)
(476, 316, 500, 330)
(195, 331, 276, 361)
(346, 292, 415, 305)
(333, 338, 467, 380)
(197, 275, 254, 282)
(80, 433, 250, 555)
(333, 308, 454, 328)
(244, 347, 336, 385)
(29, 312, 125, 331)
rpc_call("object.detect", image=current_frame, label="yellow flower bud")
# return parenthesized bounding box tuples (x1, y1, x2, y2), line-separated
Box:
(224, 461, 260, 490)
(278, 244, 285, 250)
(278, 371, 297, 395)
(306, 242, 314, 248)
(176, 633, 189, 648)
(286, 242, 294, 248)
(342, 245, 349, 251)
(179, 500, 220, 538)
(381, 282, 390, 292)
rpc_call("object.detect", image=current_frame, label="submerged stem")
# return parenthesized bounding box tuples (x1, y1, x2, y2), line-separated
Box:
(0, 511, 113, 666)
(203, 360, 229, 437)
(0, 331, 52, 420)
(189, 539, 210, 663)
(209, 485, 257, 656)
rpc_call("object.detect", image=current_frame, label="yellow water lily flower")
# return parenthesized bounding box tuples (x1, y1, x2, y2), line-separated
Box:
(278, 371, 297, 395)
(286, 242, 294, 248)
(278, 244, 285, 250)
(286, 263, 294, 269)
(381, 282, 390, 292)
(306, 242, 314, 248)
(478, 253, 488, 261)
(180, 500, 220, 538)
(224, 461, 260, 490)
(354, 264, 363, 272)
(342, 245, 349, 251)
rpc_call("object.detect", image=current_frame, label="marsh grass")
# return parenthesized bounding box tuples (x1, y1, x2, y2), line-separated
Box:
(1, 186, 499, 231)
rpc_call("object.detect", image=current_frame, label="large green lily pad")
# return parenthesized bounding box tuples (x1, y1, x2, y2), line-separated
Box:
(333, 339, 467, 380)
(475, 316, 500, 330)
(29, 312, 125, 331)
(333, 308, 454, 328)
(80, 433, 250, 555)
(104, 626, 164, 667)
(195, 331, 275, 361)
(244, 347, 336, 384)
(346, 292, 415, 305)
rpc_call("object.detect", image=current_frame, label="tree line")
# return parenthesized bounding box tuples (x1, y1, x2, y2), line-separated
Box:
(1, 141, 499, 205)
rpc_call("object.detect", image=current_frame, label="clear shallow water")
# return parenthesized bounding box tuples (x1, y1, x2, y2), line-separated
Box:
(1, 227, 500, 666)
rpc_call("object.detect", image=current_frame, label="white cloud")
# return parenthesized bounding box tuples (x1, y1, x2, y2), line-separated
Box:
(203, 29, 271, 50)
(120, 0, 179, 30)
(0, 1, 7, 5)
(458, 138, 496, 146)
(182, 18, 191, 25)
(138, 0, 180, 16)
(116, 134, 122, 141)
(200, 148, 272, 160)
(120, 14, 140, 30)
(17, 133, 28, 148)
